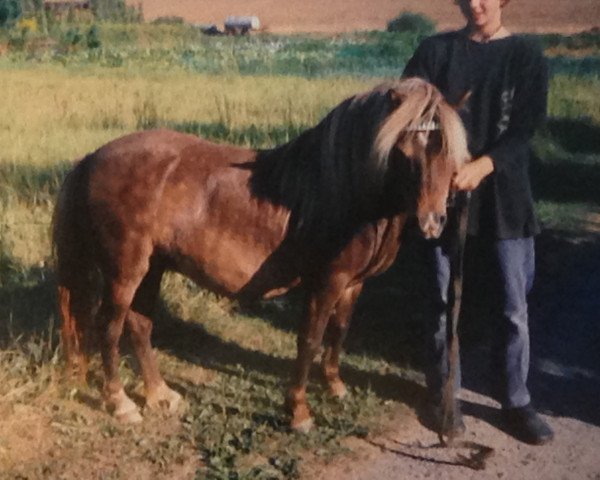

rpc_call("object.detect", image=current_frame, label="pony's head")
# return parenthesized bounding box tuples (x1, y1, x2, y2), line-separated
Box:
(254, 78, 469, 246)
(371, 78, 470, 239)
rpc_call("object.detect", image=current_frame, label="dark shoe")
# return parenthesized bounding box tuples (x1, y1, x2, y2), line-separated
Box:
(429, 402, 466, 438)
(503, 404, 554, 445)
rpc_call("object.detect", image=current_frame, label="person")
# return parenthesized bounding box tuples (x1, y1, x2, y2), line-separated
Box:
(402, 0, 554, 445)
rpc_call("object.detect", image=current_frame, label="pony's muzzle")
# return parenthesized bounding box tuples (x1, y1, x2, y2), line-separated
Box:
(418, 212, 447, 239)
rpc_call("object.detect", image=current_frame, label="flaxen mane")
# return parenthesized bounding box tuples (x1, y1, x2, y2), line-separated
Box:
(252, 78, 468, 247)
(371, 78, 468, 184)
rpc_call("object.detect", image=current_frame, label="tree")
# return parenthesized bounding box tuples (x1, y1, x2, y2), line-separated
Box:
(0, 0, 22, 27)
(387, 12, 436, 38)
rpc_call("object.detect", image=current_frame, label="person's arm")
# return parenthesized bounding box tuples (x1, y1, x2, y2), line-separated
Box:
(485, 42, 548, 175)
(454, 41, 548, 191)
(402, 38, 436, 81)
(453, 155, 494, 191)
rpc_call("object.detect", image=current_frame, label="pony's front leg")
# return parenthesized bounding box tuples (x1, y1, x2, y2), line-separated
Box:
(286, 287, 340, 432)
(321, 283, 363, 398)
(99, 281, 143, 424)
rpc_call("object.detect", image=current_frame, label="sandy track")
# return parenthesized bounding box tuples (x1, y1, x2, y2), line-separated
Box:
(132, 0, 600, 34)
(309, 390, 600, 480)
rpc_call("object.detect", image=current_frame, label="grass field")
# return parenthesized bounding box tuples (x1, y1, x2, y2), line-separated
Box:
(0, 22, 599, 479)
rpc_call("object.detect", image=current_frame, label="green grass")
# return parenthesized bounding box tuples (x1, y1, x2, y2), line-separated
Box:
(0, 64, 397, 479)
(0, 24, 422, 78)
(2, 23, 599, 78)
(0, 22, 599, 479)
(532, 75, 600, 225)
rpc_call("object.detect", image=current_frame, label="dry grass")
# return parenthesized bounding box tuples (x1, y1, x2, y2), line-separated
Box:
(0, 68, 370, 167)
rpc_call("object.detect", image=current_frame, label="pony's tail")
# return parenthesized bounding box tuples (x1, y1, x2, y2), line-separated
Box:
(52, 157, 98, 381)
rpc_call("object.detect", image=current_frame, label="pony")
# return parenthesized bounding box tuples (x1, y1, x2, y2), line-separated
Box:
(53, 78, 469, 430)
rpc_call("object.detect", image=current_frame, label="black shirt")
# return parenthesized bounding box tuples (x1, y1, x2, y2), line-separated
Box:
(403, 30, 548, 239)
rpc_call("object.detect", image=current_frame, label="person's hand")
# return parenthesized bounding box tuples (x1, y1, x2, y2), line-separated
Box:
(453, 156, 494, 191)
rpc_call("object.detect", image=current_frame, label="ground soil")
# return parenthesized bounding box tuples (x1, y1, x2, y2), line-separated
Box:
(306, 220, 600, 480)
(133, 0, 600, 34)
(308, 392, 600, 480)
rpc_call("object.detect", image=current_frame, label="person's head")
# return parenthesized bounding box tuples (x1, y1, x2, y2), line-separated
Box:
(455, 0, 510, 32)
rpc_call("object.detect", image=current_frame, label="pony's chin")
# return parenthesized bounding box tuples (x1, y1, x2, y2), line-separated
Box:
(421, 229, 442, 240)
(418, 211, 447, 240)
(418, 222, 444, 240)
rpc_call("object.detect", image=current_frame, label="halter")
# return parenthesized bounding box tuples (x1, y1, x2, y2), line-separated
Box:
(404, 121, 440, 132)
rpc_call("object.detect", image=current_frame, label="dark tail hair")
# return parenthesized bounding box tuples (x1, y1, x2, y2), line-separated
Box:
(52, 157, 98, 378)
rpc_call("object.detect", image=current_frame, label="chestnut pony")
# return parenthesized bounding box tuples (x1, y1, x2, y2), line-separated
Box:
(53, 78, 468, 430)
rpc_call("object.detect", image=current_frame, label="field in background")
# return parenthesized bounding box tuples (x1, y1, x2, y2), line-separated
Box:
(1, 22, 600, 479)
(131, 0, 600, 34)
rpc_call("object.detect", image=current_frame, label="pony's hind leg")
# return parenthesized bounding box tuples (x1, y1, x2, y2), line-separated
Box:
(99, 275, 146, 424)
(126, 261, 182, 413)
(58, 284, 91, 381)
(57, 259, 99, 382)
(320, 283, 363, 399)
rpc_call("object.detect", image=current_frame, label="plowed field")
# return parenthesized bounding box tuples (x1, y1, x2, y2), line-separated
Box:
(133, 0, 600, 34)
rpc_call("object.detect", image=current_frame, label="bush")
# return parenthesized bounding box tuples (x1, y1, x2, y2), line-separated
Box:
(387, 12, 435, 37)
(0, 0, 21, 27)
(86, 24, 101, 48)
(151, 16, 185, 25)
(61, 26, 82, 49)
(7, 26, 28, 50)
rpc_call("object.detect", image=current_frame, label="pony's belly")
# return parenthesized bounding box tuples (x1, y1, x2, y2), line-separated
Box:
(169, 234, 297, 298)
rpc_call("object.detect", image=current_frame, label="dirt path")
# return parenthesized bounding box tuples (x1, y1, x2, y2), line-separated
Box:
(307, 225, 600, 479)
(310, 390, 600, 480)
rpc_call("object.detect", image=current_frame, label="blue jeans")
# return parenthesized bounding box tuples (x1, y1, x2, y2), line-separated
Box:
(422, 234, 535, 409)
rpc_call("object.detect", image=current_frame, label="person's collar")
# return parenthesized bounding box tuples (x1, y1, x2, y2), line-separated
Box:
(464, 25, 511, 43)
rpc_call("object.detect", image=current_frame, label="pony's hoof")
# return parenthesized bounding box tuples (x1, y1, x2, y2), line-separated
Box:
(285, 388, 313, 433)
(107, 389, 143, 424)
(146, 383, 183, 413)
(291, 417, 313, 434)
(115, 408, 143, 424)
(328, 380, 347, 399)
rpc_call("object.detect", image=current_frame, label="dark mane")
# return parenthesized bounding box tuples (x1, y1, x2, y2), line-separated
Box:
(251, 86, 395, 245)
(250, 78, 468, 249)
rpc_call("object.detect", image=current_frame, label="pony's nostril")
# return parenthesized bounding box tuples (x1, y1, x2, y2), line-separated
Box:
(439, 214, 447, 226)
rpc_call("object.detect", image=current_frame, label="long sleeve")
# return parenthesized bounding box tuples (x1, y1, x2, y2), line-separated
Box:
(402, 38, 436, 82)
(487, 45, 549, 174)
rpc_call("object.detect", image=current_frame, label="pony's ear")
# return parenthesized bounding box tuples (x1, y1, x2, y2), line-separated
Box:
(387, 88, 403, 108)
(451, 90, 471, 112)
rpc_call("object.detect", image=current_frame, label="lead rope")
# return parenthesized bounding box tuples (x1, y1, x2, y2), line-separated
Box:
(362, 192, 493, 471)
(438, 190, 495, 468)
(438, 189, 469, 445)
